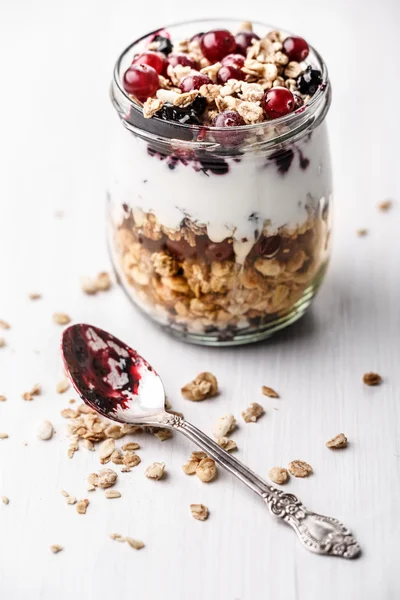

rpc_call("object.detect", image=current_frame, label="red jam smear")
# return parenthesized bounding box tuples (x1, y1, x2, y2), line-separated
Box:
(62, 324, 152, 416)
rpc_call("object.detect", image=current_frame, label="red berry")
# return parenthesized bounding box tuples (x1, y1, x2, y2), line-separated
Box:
(200, 29, 236, 62)
(132, 51, 167, 75)
(212, 110, 245, 128)
(180, 73, 212, 92)
(217, 65, 244, 85)
(262, 87, 295, 120)
(212, 110, 246, 146)
(167, 53, 197, 69)
(235, 31, 260, 56)
(123, 64, 159, 101)
(282, 36, 309, 62)
(221, 53, 245, 68)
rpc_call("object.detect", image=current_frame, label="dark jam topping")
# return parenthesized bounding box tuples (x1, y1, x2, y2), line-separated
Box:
(153, 35, 173, 55)
(155, 95, 207, 125)
(62, 325, 152, 417)
(296, 66, 322, 96)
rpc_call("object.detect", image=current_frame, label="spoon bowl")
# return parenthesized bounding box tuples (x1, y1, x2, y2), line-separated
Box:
(62, 324, 166, 423)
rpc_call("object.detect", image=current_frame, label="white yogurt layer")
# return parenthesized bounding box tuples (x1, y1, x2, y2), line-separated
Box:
(108, 119, 332, 263)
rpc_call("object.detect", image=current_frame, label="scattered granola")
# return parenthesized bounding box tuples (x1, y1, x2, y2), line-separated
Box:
(288, 460, 313, 478)
(56, 379, 70, 394)
(212, 414, 236, 438)
(123, 451, 141, 468)
(76, 499, 89, 514)
(88, 469, 118, 489)
(105, 490, 121, 499)
(181, 372, 218, 401)
(0, 320, 10, 330)
(126, 537, 145, 550)
(363, 372, 382, 386)
(0, 395, 6, 402)
(145, 462, 166, 480)
(67, 442, 79, 459)
(268, 467, 289, 485)
(109, 533, 125, 541)
(66, 495, 77, 505)
(0, 433, 9, 439)
(81, 272, 113, 295)
(1, 496, 9, 504)
(38, 420, 54, 441)
(28, 292, 42, 300)
(326, 433, 348, 449)
(378, 199, 392, 212)
(50, 545, 63, 554)
(121, 442, 140, 451)
(53, 312, 71, 325)
(262, 386, 280, 398)
(357, 228, 368, 237)
(190, 504, 209, 521)
(182, 451, 208, 475)
(196, 457, 217, 483)
(98, 438, 115, 463)
(22, 383, 41, 401)
(215, 437, 237, 452)
(153, 428, 173, 441)
(242, 402, 265, 423)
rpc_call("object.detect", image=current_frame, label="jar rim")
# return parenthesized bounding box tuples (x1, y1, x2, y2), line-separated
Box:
(111, 18, 330, 148)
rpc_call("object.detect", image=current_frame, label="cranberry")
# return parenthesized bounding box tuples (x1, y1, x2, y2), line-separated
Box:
(180, 73, 212, 92)
(205, 239, 234, 262)
(262, 87, 295, 120)
(132, 51, 167, 75)
(123, 64, 159, 101)
(221, 53, 245, 68)
(282, 36, 309, 62)
(235, 31, 260, 56)
(212, 110, 246, 146)
(167, 53, 197, 69)
(217, 65, 244, 85)
(200, 29, 236, 62)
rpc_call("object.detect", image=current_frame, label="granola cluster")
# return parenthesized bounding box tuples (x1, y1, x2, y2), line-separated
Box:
(113, 208, 328, 337)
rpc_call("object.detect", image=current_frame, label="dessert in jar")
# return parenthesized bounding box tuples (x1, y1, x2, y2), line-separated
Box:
(108, 19, 332, 345)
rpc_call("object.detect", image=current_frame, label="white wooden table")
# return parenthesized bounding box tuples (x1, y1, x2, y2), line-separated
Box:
(1, 0, 399, 598)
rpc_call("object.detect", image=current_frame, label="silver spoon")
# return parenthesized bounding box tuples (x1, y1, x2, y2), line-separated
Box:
(61, 323, 361, 559)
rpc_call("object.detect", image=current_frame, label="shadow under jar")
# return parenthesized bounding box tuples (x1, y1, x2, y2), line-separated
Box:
(108, 19, 332, 346)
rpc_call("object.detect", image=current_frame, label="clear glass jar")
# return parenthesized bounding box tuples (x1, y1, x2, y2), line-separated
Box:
(108, 19, 332, 346)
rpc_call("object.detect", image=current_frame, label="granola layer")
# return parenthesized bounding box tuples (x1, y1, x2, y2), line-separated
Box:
(111, 207, 329, 336)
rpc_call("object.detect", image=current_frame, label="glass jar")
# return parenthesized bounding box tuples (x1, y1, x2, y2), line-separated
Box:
(108, 19, 332, 346)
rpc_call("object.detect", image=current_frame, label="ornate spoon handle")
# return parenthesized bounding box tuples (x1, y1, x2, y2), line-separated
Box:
(162, 414, 360, 559)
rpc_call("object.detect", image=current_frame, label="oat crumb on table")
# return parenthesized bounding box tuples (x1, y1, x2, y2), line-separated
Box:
(76, 499, 89, 514)
(363, 372, 382, 386)
(181, 372, 218, 401)
(52, 312, 71, 325)
(196, 457, 217, 483)
(0, 395, 6, 402)
(105, 490, 121, 499)
(213, 414, 236, 438)
(0, 432, 9, 439)
(182, 451, 208, 475)
(242, 402, 265, 423)
(38, 420, 54, 440)
(288, 460, 313, 478)
(356, 228, 368, 237)
(28, 292, 42, 300)
(22, 383, 41, 401)
(1, 496, 9, 504)
(262, 385, 280, 398)
(0, 337, 6, 348)
(216, 437, 237, 452)
(50, 545, 63, 554)
(0, 320, 10, 330)
(268, 467, 289, 484)
(145, 462, 166, 480)
(378, 199, 393, 212)
(190, 504, 209, 521)
(326, 433, 348, 449)
(56, 378, 70, 394)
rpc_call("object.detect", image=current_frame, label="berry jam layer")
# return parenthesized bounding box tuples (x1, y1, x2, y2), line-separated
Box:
(110, 206, 330, 336)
